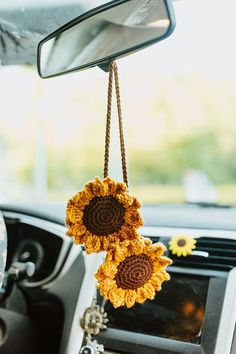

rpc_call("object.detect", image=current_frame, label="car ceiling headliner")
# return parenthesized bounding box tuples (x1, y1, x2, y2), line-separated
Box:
(0, 0, 106, 66)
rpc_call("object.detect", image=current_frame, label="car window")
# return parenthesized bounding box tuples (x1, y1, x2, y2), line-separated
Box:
(0, 0, 236, 205)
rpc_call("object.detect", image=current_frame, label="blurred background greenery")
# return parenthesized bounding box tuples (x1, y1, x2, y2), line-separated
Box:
(0, 0, 236, 205)
(0, 66, 236, 204)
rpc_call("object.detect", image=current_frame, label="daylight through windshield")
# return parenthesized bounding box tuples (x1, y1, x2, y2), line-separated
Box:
(0, 0, 236, 205)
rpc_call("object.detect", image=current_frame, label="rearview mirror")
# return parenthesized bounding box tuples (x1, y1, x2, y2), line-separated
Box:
(37, 0, 176, 78)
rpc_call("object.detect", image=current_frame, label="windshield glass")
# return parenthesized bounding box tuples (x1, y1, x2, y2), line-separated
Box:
(0, 0, 236, 205)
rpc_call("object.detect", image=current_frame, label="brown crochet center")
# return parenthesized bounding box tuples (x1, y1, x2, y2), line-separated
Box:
(115, 254, 153, 290)
(83, 196, 125, 236)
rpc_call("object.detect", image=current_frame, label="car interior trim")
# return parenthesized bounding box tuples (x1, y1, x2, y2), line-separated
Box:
(1, 210, 235, 354)
(2, 211, 72, 288)
(215, 267, 236, 354)
(141, 225, 236, 240)
(65, 253, 103, 354)
(64, 225, 236, 354)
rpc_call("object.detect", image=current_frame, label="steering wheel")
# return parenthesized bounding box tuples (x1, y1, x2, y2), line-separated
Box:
(0, 211, 7, 288)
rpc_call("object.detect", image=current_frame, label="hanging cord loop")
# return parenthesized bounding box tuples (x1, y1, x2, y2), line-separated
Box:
(103, 61, 129, 187)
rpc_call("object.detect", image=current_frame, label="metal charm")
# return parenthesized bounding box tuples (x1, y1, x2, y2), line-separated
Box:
(80, 336, 104, 354)
(80, 299, 108, 354)
(80, 299, 108, 336)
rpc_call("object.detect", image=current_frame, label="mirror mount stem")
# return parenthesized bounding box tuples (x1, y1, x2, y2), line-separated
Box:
(98, 60, 112, 73)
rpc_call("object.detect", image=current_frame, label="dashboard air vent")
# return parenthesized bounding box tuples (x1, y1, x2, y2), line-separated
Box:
(151, 236, 236, 271)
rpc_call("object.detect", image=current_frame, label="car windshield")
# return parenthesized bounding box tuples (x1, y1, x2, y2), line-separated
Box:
(0, 0, 236, 205)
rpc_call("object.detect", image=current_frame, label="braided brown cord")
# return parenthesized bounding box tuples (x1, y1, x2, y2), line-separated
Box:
(113, 62, 129, 187)
(103, 61, 129, 187)
(103, 63, 114, 179)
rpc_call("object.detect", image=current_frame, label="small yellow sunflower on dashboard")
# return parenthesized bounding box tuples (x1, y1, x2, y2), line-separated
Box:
(169, 234, 196, 257)
(66, 177, 143, 253)
(96, 238, 172, 308)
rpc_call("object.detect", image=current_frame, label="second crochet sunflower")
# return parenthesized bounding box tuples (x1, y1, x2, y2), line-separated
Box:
(96, 238, 172, 308)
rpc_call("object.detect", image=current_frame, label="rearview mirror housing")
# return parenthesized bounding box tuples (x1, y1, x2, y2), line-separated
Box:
(37, 0, 176, 78)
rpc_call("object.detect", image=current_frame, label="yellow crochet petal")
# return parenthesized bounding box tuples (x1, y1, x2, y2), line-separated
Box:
(149, 276, 163, 291)
(115, 193, 134, 207)
(97, 278, 117, 298)
(136, 287, 149, 304)
(132, 196, 142, 208)
(66, 206, 83, 225)
(96, 262, 118, 280)
(102, 235, 120, 252)
(124, 208, 144, 228)
(109, 287, 125, 308)
(103, 177, 118, 195)
(129, 239, 145, 255)
(74, 234, 88, 245)
(124, 290, 137, 308)
(66, 224, 87, 237)
(113, 244, 129, 262)
(85, 235, 102, 254)
(143, 283, 156, 300)
(118, 226, 139, 241)
(115, 182, 128, 194)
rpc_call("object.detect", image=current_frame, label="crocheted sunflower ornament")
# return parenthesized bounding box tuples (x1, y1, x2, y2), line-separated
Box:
(66, 62, 143, 253)
(66, 176, 143, 253)
(66, 61, 172, 309)
(96, 238, 172, 308)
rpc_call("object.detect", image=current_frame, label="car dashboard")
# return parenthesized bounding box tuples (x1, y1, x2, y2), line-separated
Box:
(0, 204, 235, 354)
